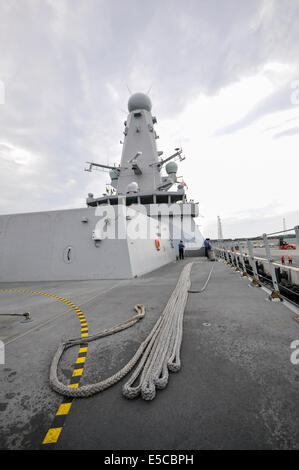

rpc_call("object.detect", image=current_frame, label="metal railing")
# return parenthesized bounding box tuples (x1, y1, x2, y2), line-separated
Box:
(213, 225, 299, 304)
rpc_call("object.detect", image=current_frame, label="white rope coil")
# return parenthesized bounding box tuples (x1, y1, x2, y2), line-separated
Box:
(49, 262, 194, 400)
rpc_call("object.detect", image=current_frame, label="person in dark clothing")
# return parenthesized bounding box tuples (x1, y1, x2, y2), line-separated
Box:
(204, 238, 211, 258)
(178, 240, 185, 260)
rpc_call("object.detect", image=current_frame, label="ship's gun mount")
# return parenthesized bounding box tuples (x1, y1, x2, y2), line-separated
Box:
(128, 152, 142, 175)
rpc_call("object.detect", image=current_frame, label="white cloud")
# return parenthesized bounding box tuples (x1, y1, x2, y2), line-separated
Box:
(156, 66, 299, 238)
(0, 0, 299, 238)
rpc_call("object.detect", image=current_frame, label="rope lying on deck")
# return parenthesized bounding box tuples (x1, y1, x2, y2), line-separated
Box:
(0, 312, 31, 319)
(188, 262, 215, 293)
(50, 262, 195, 400)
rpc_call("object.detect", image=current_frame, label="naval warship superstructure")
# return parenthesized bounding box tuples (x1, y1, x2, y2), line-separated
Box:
(0, 92, 203, 281)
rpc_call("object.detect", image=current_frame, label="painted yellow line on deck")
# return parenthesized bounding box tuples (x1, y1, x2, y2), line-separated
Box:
(76, 356, 86, 364)
(0, 288, 89, 446)
(42, 427, 62, 444)
(56, 403, 72, 415)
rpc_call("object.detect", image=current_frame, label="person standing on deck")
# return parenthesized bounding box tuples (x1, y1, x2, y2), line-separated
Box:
(204, 238, 211, 258)
(178, 240, 185, 260)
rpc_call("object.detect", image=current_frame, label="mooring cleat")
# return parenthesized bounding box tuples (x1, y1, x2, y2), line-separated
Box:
(269, 290, 282, 302)
(20, 312, 33, 323)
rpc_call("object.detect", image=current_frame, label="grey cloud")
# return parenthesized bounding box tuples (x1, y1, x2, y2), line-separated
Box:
(273, 126, 299, 139)
(214, 80, 299, 136)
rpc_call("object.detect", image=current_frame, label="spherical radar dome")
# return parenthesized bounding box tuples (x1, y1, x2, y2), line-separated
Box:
(128, 92, 152, 112)
(126, 181, 139, 193)
(165, 161, 178, 175)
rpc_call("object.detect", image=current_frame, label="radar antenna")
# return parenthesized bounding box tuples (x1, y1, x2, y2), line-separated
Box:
(155, 148, 185, 168)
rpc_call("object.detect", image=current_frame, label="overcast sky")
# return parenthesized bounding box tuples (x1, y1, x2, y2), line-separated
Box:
(0, 0, 299, 239)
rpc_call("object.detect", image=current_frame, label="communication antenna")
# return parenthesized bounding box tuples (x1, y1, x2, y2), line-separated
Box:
(126, 83, 132, 95)
(147, 83, 153, 95)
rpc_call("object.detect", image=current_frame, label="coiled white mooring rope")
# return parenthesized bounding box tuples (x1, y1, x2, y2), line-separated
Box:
(50, 262, 196, 400)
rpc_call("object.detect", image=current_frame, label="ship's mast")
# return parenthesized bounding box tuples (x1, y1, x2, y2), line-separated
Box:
(85, 92, 186, 206)
(116, 92, 162, 194)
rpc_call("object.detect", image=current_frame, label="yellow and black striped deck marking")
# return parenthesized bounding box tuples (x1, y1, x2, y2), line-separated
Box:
(0, 288, 89, 446)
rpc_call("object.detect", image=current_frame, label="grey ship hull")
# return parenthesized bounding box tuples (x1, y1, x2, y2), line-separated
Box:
(0, 207, 176, 281)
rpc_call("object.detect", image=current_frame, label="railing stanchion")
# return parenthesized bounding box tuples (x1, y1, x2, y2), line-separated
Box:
(224, 244, 229, 264)
(247, 239, 261, 287)
(234, 242, 241, 271)
(230, 243, 236, 267)
(225, 243, 230, 265)
(263, 233, 281, 301)
(239, 244, 247, 277)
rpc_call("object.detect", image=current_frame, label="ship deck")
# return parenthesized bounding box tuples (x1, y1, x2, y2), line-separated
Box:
(0, 258, 298, 450)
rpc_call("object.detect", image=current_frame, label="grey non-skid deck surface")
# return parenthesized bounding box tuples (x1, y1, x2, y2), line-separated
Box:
(0, 260, 298, 449)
